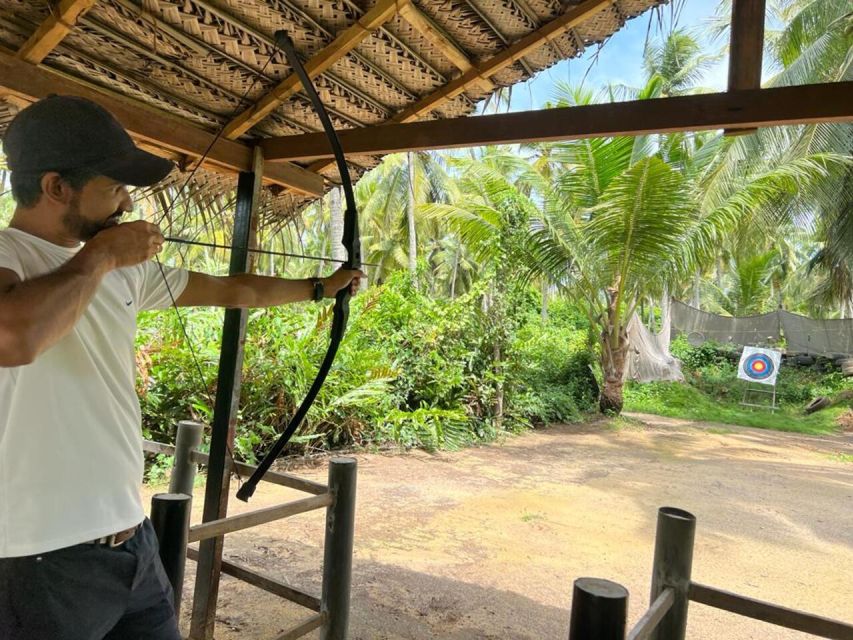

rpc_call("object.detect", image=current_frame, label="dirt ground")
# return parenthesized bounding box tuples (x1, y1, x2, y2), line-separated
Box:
(143, 414, 853, 639)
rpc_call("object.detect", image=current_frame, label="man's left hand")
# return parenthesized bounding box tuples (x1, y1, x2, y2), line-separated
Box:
(323, 267, 365, 297)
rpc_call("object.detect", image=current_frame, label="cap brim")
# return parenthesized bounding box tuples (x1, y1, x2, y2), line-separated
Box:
(94, 147, 174, 187)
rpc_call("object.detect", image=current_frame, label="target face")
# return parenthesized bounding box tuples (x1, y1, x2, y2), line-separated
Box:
(737, 346, 782, 386)
(744, 353, 774, 379)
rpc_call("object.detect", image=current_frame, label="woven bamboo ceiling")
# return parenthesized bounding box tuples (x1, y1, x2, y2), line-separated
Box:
(0, 0, 665, 218)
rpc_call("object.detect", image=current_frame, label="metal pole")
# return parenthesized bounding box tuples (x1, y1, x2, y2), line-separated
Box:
(649, 507, 696, 640)
(151, 493, 192, 617)
(190, 149, 263, 640)
(169, 420, 204, 496)
(568, 577, 628, 640)
(321, 458, 357, 640)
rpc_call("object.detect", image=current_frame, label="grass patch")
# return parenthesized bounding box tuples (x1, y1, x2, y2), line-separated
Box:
(705, 426, 735, 435)
(828, 452, 853, 464)
(521, 510, 546, 523)
(605, 414, 646, 431)
(624, 381, 845, 435)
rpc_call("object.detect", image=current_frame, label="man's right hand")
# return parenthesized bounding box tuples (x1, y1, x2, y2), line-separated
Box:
(82, 221, 165, 270)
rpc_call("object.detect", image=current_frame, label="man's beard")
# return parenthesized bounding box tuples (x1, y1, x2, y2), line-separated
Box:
(62, 194, 114, 241)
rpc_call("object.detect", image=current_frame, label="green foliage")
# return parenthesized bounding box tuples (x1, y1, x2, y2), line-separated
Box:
(145, 454, 174, 486)
(379, 407, 471, 451)
(136, 274, 597, 460)
(506, 304, 597, 426)
(670, 336, 738, 369)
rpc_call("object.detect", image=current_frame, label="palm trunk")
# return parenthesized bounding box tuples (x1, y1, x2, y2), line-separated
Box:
(541, 279, 549, 322)
(659, 287, 671, 350)
(692, 267, 701, 308)
(407, 152, 418, 286)
(494, 341, 504, 429)
(329, 187, 346, 263)
(450, 251, 458, 299)
(599, 289, 629, 414)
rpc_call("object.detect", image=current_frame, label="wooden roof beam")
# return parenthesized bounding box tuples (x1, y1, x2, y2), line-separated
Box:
(261, 82, 853, 160)
(0, 48, 323, 196)
(397, 3, 494, 92)
(726, 0, 766, 136)
(390, 0, 612, 124)
(222, 0, 410, 141)
(302, 0, 610, 178)
(16, 0, 97, 64)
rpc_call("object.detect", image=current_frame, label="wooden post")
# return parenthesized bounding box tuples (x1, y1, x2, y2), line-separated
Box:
(649, 507, 696, 640)
(189, 147, 263, 640)
(150, 493, 191, 617)
(726, 0, 766, 136)
(568, 577, 628, 639)
(169, 420, 203, 496)
(321, 458, 357, 640)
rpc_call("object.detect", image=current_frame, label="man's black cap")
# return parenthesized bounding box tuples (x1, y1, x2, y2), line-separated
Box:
(3, 95, 174, 186)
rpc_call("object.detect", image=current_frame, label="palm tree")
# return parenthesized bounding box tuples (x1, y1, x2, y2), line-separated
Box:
(707, 0, 853, 314)
(426, 141, 696, 414)
(529, 153, 694, 413)
(353, 151, 455, 286)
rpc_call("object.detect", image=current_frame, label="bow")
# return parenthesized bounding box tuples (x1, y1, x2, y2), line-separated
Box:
(236, 31, 360, 502)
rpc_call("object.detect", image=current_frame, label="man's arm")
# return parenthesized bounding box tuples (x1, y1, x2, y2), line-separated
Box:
(174, 268, 362, 308)
(0, 222, 164, 366)
(0, 255, 110, 366)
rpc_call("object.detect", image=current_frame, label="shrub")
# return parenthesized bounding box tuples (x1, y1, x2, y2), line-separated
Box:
(136, 274, 597, 460)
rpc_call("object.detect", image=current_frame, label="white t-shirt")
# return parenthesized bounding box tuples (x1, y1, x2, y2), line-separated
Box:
(0, 228, 188, 557)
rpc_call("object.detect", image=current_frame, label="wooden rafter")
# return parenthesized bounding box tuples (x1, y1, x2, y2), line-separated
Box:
(262, 82, 853, 160)
(0, 47, 323, 196)
(303, 0, 611, 176)
(398, 3, 494, 92)
(16, 0, 97, 64)
(105, 0, 369, 136)
(462, 0, 536, 78)
(221, 0, 409, 140)
(391, 0, 611, 124)
(726, 0, 767, 136)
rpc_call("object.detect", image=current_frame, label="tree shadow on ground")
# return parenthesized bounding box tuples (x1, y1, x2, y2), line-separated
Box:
(179, 539, 571, 640)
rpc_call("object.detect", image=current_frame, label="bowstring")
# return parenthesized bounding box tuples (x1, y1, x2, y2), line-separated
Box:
(149, 35, 287, 484)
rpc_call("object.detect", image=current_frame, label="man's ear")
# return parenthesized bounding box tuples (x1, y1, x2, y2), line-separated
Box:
(40, 172, 74, 205)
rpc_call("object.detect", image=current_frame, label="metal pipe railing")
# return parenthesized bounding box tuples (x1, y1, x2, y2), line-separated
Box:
(567, 577, 629, 639)
(150, 492, 191, 616)
(689, 582, 853, 640)
(567, 506, 853, 640)
(320, 457, 358, 639)
(143, 424, 356, 640)
(187, 493, 332, 543)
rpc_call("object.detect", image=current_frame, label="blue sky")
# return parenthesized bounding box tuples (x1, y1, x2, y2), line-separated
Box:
(502, 0, 731, 112)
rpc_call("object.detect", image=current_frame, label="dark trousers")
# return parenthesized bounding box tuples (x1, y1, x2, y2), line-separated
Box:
(0, 519, 181, 640)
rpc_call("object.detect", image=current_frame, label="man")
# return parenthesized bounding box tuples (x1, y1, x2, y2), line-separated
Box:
(0, 95, 362, 640)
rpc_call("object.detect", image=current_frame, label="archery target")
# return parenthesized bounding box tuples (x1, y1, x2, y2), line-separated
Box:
(737, 346, 782, 386)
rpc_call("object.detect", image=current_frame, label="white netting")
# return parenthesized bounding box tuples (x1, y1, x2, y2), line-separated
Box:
(624, 301, 684, 382)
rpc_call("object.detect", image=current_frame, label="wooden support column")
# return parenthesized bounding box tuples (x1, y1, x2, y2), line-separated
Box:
(17, 0, 96, 63)
(726, 0, 766, 136)
(189, 147, 263, 640)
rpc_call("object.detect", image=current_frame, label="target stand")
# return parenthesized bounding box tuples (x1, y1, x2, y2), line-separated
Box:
(741, 381, 778, 411)
(738, 346, 782, 412)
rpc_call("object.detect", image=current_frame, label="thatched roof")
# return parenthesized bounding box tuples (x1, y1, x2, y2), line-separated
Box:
(0, 0, 665, 221)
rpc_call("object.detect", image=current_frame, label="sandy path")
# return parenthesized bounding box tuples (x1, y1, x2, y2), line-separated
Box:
(144, 415, 853, 639)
